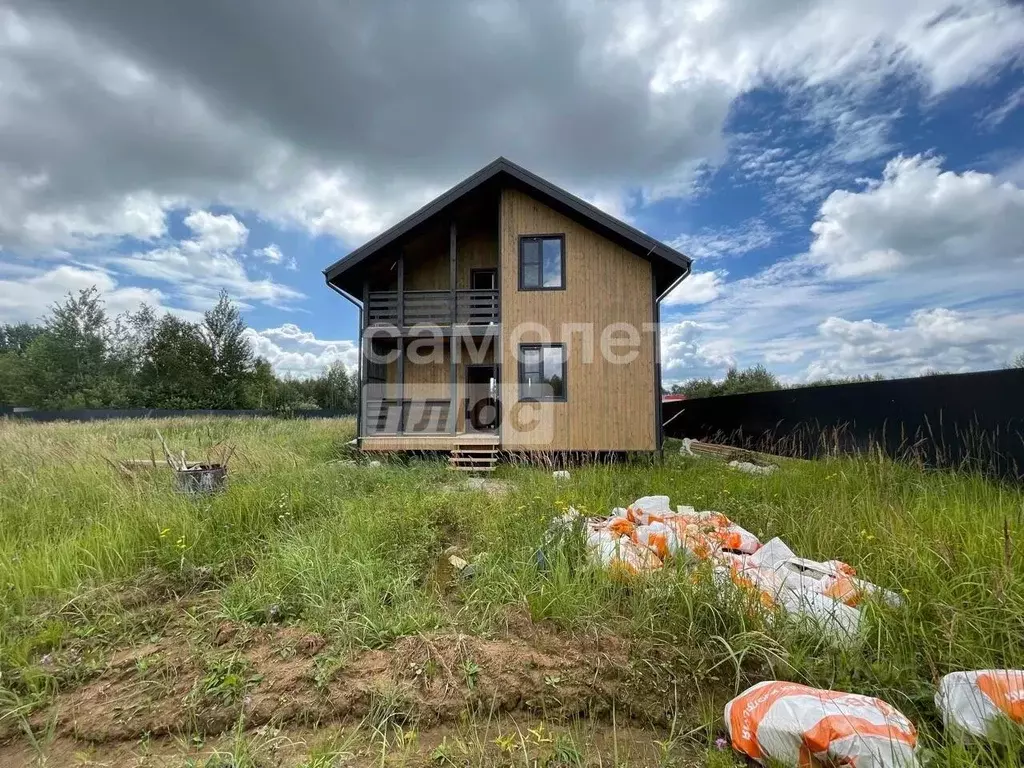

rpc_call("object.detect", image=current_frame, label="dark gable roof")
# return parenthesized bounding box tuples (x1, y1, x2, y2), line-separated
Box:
(323, 157, 691, 298)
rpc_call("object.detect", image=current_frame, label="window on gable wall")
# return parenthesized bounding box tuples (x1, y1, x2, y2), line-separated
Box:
(519, 235, 565, 290)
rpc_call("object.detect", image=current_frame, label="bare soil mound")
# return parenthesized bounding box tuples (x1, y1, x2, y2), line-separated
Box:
(27, 614, 673, 745)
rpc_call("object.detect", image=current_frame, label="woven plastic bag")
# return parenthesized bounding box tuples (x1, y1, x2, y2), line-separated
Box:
(936, 670, 1024, 740)
(725, 681, 919, 767)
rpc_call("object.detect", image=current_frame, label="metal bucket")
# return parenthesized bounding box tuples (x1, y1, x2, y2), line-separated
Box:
(173, 464, 227, 495)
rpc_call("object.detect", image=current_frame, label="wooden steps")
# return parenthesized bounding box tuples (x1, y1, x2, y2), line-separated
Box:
(449, 442, 499, 473)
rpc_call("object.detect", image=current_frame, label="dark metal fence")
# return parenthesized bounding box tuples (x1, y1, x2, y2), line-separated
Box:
(662, 368, 1024, 478)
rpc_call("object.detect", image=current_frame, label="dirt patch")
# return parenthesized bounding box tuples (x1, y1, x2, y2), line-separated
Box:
(21, 615, 679, 747)
(0, 716, 697, 768)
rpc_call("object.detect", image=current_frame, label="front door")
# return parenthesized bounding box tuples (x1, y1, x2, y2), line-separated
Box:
(464, 364, 499, 432)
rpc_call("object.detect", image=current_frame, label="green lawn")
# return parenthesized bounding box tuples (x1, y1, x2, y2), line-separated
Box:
(0, 417, 1021, 767)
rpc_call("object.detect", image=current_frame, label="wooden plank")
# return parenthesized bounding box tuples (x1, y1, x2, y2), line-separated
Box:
(449, 333, 457, 434)
(450, 221, 457, 325)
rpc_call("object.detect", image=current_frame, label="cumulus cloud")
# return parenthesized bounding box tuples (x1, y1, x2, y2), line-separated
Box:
(104, 209, 302, 309)
(808, 154, 1024, 278)
(245, 324, 358, 379)
(663, 270, 727, 305)
(660, 318, 738, 383)
(0, 264, 177, 324)
(183, 210, 248, 251)
(806, 308, 1024, 379)
(2, 1, 1022, 256)
(665, 153, 1024, 382)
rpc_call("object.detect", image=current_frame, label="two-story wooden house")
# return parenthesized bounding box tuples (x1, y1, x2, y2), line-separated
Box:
(323, 158, 691, 464)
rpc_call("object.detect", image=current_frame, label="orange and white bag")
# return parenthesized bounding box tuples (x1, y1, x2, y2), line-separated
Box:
(936, 670, 1024, 740)
(725, 681, 919, 767)
(631, 522, 680, 560)
(585, 528, 662, 576)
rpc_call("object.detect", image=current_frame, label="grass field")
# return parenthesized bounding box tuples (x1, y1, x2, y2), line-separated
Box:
(0, 417, 1022, 767)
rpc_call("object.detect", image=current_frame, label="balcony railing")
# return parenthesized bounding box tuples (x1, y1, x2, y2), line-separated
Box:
(367, 289, 498, 327)
(365, 399, 453, 434)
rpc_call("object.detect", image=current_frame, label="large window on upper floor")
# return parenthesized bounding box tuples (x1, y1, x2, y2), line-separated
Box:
(518, 344, 567, 402)
(519, 235, 565, 290)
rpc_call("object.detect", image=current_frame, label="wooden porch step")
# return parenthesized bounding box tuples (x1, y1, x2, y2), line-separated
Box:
(449, 443, 499, 473)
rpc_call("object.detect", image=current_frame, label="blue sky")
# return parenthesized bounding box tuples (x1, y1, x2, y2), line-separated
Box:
(1, 1, 1023, 383)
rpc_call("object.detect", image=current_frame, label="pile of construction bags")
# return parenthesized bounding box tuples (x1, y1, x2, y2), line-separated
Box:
(559, 495, 899, 640)
(546, 495, 1024, 765)
(724, 671, 1024, 767)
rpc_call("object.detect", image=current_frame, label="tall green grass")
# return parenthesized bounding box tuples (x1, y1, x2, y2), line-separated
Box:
(1, 417, 1022, 764)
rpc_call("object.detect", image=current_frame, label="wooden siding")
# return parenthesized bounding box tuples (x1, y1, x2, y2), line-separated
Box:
(362, 433, 498, 452)
(393, 218, 498, 292)
(498, 188, 656, 451)
(403, 225, 448, 291)
(457, 223, 499, 287)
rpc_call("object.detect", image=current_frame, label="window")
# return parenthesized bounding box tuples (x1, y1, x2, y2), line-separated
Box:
(519, 235, 565, 290)
(470, 269, 497, 290)
(518, 344, 567, 401)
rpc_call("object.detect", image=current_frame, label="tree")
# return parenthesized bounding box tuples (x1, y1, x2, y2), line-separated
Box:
(671, 365, 782, 399)
(319, 360, 355, 411)
(0, 286, 356, 413)
(135, 315, 214, 408)
(22, 288, 116, 407)
(1011, 353, 1024, 369)
(0, 323, 45, 354)
(202, 291, 255, 408)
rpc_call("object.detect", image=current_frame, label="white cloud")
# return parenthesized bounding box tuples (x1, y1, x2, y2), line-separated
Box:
(254, 244, 283, 264)
(651, 0, 1024, 97)
(14, 192, 169, 253)
(808, 154, 1024, 278)
(664, 154, 1024, 382)
(0, 264, 178, 324)
(105, 209, 303, 310)
(663, 269, 727, 305)
(245, 323, 358, 379)
(183, 210, 248, 251)
(806, 308, 1024, 379)
(2, 1, 1022, 259)
(660, 318, 737, 383)
(979, 84, 1024, 129)
(670, 220, 775, 260)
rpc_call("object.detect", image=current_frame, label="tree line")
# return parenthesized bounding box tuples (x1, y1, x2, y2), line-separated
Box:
(0, 288, 357, 412)
(667, 364, 886, 399)
(669, 357, 1024, 399)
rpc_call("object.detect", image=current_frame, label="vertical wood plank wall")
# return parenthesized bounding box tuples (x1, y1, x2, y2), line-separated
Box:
(498, 188, 657, 451)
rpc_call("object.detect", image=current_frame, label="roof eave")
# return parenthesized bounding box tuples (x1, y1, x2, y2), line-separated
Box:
(323, 157, 693, 285)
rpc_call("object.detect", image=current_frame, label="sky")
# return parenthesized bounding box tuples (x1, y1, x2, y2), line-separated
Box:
(1, 0, 1023, 385)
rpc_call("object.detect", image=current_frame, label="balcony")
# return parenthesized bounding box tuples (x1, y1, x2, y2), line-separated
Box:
(367, 289, 498, 329)
(365, 399, 453, 434)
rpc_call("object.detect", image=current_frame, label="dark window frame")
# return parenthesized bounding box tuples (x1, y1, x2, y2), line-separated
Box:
(518, 234, 566, 291)
(517, 343, 568, 402)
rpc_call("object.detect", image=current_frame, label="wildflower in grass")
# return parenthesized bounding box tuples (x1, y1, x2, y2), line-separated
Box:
(715, 737, 729, 750)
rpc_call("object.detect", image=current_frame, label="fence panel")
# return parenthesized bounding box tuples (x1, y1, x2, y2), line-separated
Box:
(662, 368, 1024, 478)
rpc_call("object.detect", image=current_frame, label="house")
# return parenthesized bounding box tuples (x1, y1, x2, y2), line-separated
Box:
(323, 158, 691, 463)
